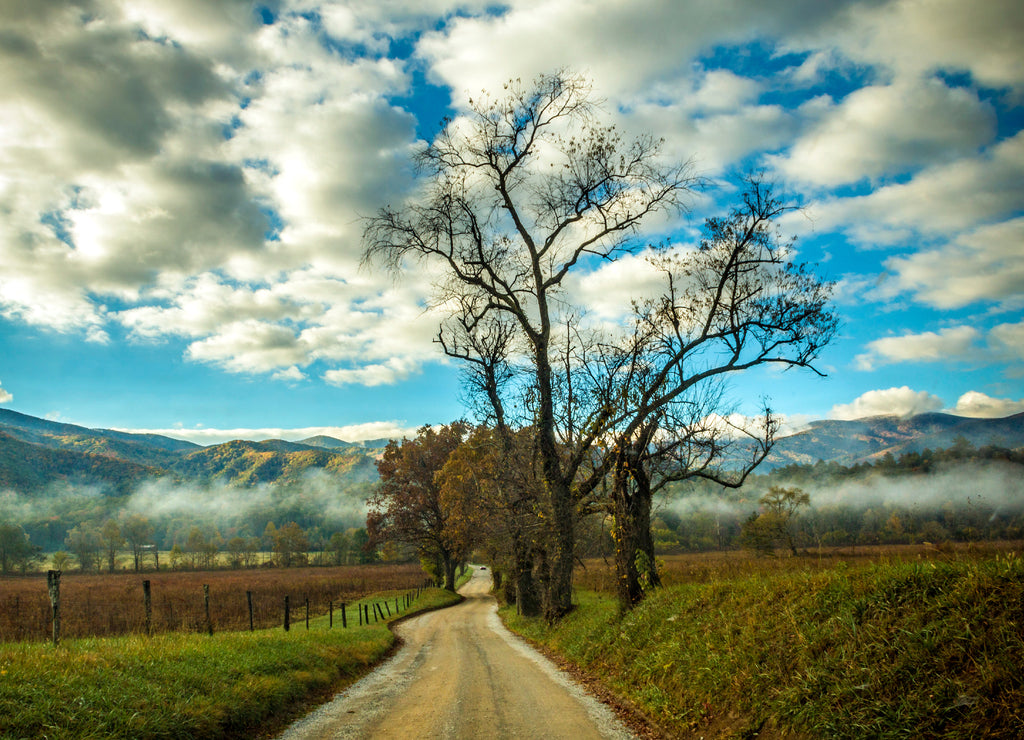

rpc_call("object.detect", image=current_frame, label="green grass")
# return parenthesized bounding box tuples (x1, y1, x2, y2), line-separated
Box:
(502, 554, 1024, 738)
(0, 587, 460, 739)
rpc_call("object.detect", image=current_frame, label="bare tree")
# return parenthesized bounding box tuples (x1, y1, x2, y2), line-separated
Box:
(566, 177, 836, 610)
(365, 71, 699, 618)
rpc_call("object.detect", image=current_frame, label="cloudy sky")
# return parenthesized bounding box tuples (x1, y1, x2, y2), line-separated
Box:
(1, 0, 1022, 445)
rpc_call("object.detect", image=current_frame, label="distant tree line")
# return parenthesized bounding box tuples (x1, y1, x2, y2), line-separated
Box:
(0, 515, 376, 575)
(649, 438, 1024, 555)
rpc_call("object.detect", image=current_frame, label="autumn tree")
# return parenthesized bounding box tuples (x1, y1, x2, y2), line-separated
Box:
(0, 523, 39, 574)
(273, 522, 309, 567)
(367, 422, 471, 591)
(754, 485, 810, 555)
(437, 425, 546, 614)
(66, 522, 102, 572)
(100, 519, 123, 573)
(121, 514, 154, 573)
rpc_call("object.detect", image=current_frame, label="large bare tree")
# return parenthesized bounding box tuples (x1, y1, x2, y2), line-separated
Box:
(365, 72, 698, 618)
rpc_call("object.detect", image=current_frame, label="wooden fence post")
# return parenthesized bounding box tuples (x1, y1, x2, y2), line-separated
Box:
(329, 600, 333, 628)
(341, 602, 347, 629)
(203, 584, 213, 636)
(305, 597, 310, 630)
(247, 591, 254, 632)
(284, 595, 291, 631)
(384, 600, 392, 618)
(143, 580, 152, 636)
(47, 570, 61, 646)
(358, 602, 363, 626)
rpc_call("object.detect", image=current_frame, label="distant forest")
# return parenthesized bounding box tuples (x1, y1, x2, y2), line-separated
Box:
(641, 439, 1024, 555)
(2, 438, 1022, 575)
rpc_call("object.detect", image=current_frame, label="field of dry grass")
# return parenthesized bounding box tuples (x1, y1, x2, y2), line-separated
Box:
(0, 563, 427, 642)
(575, 540, 1024, 592)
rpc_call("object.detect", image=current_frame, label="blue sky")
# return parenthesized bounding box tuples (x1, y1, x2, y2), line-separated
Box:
(0, 0, 1022, 444)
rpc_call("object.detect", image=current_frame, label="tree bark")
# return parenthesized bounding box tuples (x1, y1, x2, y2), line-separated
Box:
(612, 445, 661, 613)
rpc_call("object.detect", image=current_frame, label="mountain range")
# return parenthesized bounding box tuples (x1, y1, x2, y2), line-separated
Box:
(1, 408, 1022, 494)
(762, 411, 1024, 470)
(0, 409, 384, 494)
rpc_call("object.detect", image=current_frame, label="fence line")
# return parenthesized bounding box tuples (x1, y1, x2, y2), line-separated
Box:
(1, 565, 433, 642)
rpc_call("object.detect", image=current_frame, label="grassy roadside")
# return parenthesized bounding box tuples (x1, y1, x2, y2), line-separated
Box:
(0, 587, 460, 739)
(502, 554, 1024, 738)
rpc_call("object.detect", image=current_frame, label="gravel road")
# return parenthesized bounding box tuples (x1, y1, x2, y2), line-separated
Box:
(275, 568, 636, 739)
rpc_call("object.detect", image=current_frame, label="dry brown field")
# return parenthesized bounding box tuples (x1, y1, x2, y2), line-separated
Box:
(0, 562, 426, 642)
(576, 540, 1024, 593)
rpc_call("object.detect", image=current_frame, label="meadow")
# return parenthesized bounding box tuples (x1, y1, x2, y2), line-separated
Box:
(505, 543, 1024, 738)
(0, 585, 460, 739)
(0, 562, 427, 642)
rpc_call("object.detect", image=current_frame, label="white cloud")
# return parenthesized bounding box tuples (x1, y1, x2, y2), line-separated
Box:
(775, 79, 995, 186)
(324, 357, 421, 387)
(0, 380, 12, 404)
(802, 130, 1024, 247)
(567, 249, 669, 322)
(883, 218, 1024, 310)
(989, 320, 1024, 363)
(0, 0, 1021, 402)
(829, 387, 945, 420)
(825, 0, 1024, 95)
(855, 326, 981, 371)
(951, 391, 1024, 418)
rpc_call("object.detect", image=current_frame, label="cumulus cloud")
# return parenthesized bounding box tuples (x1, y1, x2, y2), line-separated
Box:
(324, 357, 421, 387)
(951, 391, 1024, 418)
(855, 326, 982, 371)
(883, 218, 1024, 309)
(566, 249, 669, 322)
(855, 323, 1024, 375)
(0, 0, 436, 385)
(0, 380, 12, 404)
(989, 320, 1024, 364)
(821, 0, 1024, 95)
(802, 130, 1024, 248)
(829, 387, 945, 420)
(774, 79, 995, 187)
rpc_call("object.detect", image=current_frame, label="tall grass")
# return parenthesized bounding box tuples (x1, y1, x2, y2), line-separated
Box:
(0, 587, 460, 739)
(505, 550, 1024, 738)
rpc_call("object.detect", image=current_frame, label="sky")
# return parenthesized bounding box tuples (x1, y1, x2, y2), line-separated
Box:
(0, 0, 1022, 445)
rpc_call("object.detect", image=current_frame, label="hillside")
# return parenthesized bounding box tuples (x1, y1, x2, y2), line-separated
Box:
(170, 440, 379, 486)
(0, 431, 160, 495)
(0, 408, 199, 468)
(0, 409, 382, 493)
(763, 411, 1024, 470)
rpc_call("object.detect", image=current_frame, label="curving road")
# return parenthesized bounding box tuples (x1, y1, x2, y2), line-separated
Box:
(276, 568, 635, 740)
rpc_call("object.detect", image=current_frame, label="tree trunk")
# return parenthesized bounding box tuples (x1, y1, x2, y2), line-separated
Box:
(534, 337, 575, 620)
(443, 555, 457, 592)
(612, 447, 660, 613)
(512, 536, 541, 617)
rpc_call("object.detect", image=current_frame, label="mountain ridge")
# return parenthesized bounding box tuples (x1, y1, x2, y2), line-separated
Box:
(763, 411, 1024, 470)
(2, 408, 1021, 488)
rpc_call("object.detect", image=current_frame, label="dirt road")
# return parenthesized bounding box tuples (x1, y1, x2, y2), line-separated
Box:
(276, 568, 635, 739)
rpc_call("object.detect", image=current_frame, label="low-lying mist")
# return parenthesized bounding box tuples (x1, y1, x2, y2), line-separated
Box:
(0, 468, 371, 550)
(669, 462, 1024, 519)
(658, 461, 1024, 549)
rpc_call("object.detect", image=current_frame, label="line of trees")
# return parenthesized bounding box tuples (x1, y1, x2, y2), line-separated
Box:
(0, 515, 375, 575)
(363, 71, 835, 617)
